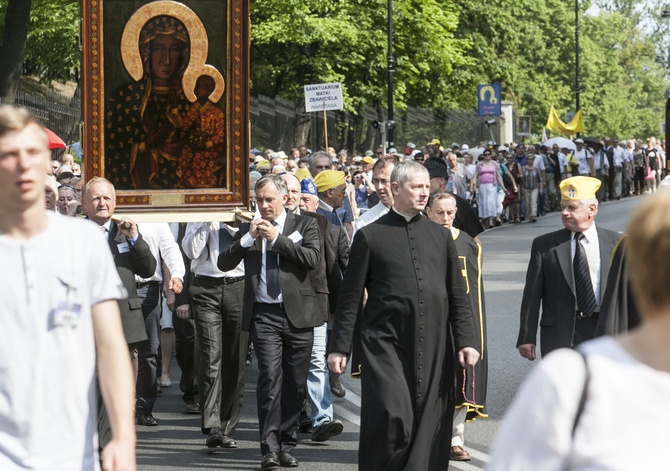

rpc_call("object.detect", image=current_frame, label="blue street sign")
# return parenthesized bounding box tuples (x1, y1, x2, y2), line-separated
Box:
(477, 83, 501, 116)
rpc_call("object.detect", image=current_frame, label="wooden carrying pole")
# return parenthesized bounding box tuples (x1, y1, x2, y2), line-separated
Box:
(323, 101, 329, 151)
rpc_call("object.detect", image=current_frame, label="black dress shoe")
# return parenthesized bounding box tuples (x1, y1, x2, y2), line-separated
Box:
(279, 451, 299, 467)
(261, 451, 280, 469)
(311, 419, 344, 442)
(221, 436, 237, 448)
(330, 376, 346, 398)
(206, 427, 224, 448)
(136, 412, 158, 426)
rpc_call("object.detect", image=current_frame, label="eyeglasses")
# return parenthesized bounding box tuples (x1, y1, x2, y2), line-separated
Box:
(483, 153, 491, 156)
(59, 184, 76, 191)
(331, 187, 347, 194)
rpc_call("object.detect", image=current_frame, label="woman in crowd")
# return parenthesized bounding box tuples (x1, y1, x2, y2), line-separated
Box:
(473, 150, 507, 228)
(522, 153, 543, 223)
(489, 190, 670, 470)
(56, 184, 78, 216)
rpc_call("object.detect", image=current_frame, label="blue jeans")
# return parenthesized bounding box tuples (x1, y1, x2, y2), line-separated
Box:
(307, 323, 332, 428)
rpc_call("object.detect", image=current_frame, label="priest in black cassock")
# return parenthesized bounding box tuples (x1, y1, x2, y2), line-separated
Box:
(426, 191, 488, 463)
(328, 160, 480, 471)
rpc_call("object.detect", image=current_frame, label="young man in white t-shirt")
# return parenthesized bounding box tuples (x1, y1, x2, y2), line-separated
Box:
(0, 106, 136, 471)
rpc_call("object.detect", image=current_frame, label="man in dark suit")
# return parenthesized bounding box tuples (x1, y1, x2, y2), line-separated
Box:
(218, 174, 321, 469)
(82, 176, 157, 443)
(517, 176, 621, 360)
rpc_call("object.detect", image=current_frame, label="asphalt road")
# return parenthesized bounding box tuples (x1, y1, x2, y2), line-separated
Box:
(137, 196, 642, 471)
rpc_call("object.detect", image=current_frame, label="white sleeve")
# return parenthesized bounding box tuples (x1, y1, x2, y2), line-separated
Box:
(158, 223, 185, 279)
(181, 222, 212, 260)
(488, 349, 587, 471)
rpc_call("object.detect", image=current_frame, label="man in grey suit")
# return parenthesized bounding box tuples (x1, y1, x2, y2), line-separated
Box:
(218, 174, 321, 469)
(517, 176, 621, 360)
(82, 176, 158, 443)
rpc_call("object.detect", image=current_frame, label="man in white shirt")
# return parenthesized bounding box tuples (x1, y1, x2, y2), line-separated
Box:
(182, 221, 246, 449)
(0, 105, 135, 470)
(574, 139, 595, 177)
(352, 156, 398, 238)
(133, 223, 185, 426)
(611, 138, 626, 199)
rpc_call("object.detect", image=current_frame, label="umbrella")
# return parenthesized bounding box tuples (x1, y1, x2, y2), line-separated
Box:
(543, 137, 576, 152)
(582, 136, 602, 147)
(45, 127, 66, 150)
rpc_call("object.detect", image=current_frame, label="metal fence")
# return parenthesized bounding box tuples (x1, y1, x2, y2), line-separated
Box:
(2, 86, 500, 159)
(0, 88, 81, 155)
(251, 94, 500, 154)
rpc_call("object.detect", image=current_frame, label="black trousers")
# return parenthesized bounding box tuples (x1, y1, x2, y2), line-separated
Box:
(252, 303, 313, 455)
(136, 282, 161, 414)
(173, 313, 198, 405)
(190, 276, 247, 435)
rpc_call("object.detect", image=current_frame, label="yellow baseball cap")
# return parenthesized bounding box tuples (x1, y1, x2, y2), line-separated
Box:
(362, 156, 374, 165)
(559, 176, 601, 200)
(313, 169, 346, 192)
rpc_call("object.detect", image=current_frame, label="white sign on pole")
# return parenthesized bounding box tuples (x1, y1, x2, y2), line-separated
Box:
(304, 83, 343, 112)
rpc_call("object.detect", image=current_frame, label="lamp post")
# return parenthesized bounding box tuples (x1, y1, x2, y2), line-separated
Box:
(575, 0, 580, 115)
(387, 0, 395, 147)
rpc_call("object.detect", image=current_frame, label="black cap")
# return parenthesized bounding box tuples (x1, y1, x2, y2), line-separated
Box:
(423, 157, 449, 179)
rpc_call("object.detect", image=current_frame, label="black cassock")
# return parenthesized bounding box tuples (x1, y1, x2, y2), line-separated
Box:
(330, 210, 477, 471)
(451, 228, 488, 421)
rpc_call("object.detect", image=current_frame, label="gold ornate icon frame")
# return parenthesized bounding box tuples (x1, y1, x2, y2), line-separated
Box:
(81, 0, 249, 214)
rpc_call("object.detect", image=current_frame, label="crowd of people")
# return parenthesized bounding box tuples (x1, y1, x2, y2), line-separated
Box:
(248, 136, 668, 232)
(4, 98, 670, 471)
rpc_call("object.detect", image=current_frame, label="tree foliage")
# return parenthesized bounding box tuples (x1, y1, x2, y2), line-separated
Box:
(0, 0, 79, 85)
(0, 0, 666, 138)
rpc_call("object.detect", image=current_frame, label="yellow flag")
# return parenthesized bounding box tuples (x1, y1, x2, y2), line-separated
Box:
(545, 106, 584, 135)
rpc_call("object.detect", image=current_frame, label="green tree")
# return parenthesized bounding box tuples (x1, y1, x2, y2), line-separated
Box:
(0, 0, 32, 100)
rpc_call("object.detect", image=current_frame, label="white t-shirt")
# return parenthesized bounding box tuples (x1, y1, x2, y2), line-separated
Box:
(0, 213, 126, 470)
(489, 337, 670, 470)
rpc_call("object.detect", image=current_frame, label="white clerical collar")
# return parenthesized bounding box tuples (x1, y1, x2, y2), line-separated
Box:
(392, 206, 417, 222)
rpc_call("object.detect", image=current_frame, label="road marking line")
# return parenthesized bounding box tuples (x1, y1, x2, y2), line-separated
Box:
(333, 403, 360, 426)
(340, 389, 361, 408)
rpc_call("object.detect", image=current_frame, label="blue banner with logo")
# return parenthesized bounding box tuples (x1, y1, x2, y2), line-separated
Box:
(477, 84, 501, 116)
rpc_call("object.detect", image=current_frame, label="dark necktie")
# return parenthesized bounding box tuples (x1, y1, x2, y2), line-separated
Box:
(219, 223, 233, 251)
(573, 232, 597, 316)
(265, 221, 280, 299)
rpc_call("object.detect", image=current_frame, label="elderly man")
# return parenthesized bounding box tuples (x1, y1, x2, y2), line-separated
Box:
(426, 192, 488, 462)
(218, 175, 321, 469)
(424, 157, 485, 242)
(313, 169, 347, 227)
(446, 152, 469, 198)
(310, 152, 355, 237)
(328, 160, 479, 470)
(517, 177, 621, 360)
(0, 106, 136, 469)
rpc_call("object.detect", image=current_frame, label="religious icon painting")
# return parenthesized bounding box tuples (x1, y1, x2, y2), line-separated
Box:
(82, 0, 250, 212)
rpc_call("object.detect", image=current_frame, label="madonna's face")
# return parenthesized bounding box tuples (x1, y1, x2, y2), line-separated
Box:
(150, 34, 186, 84)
